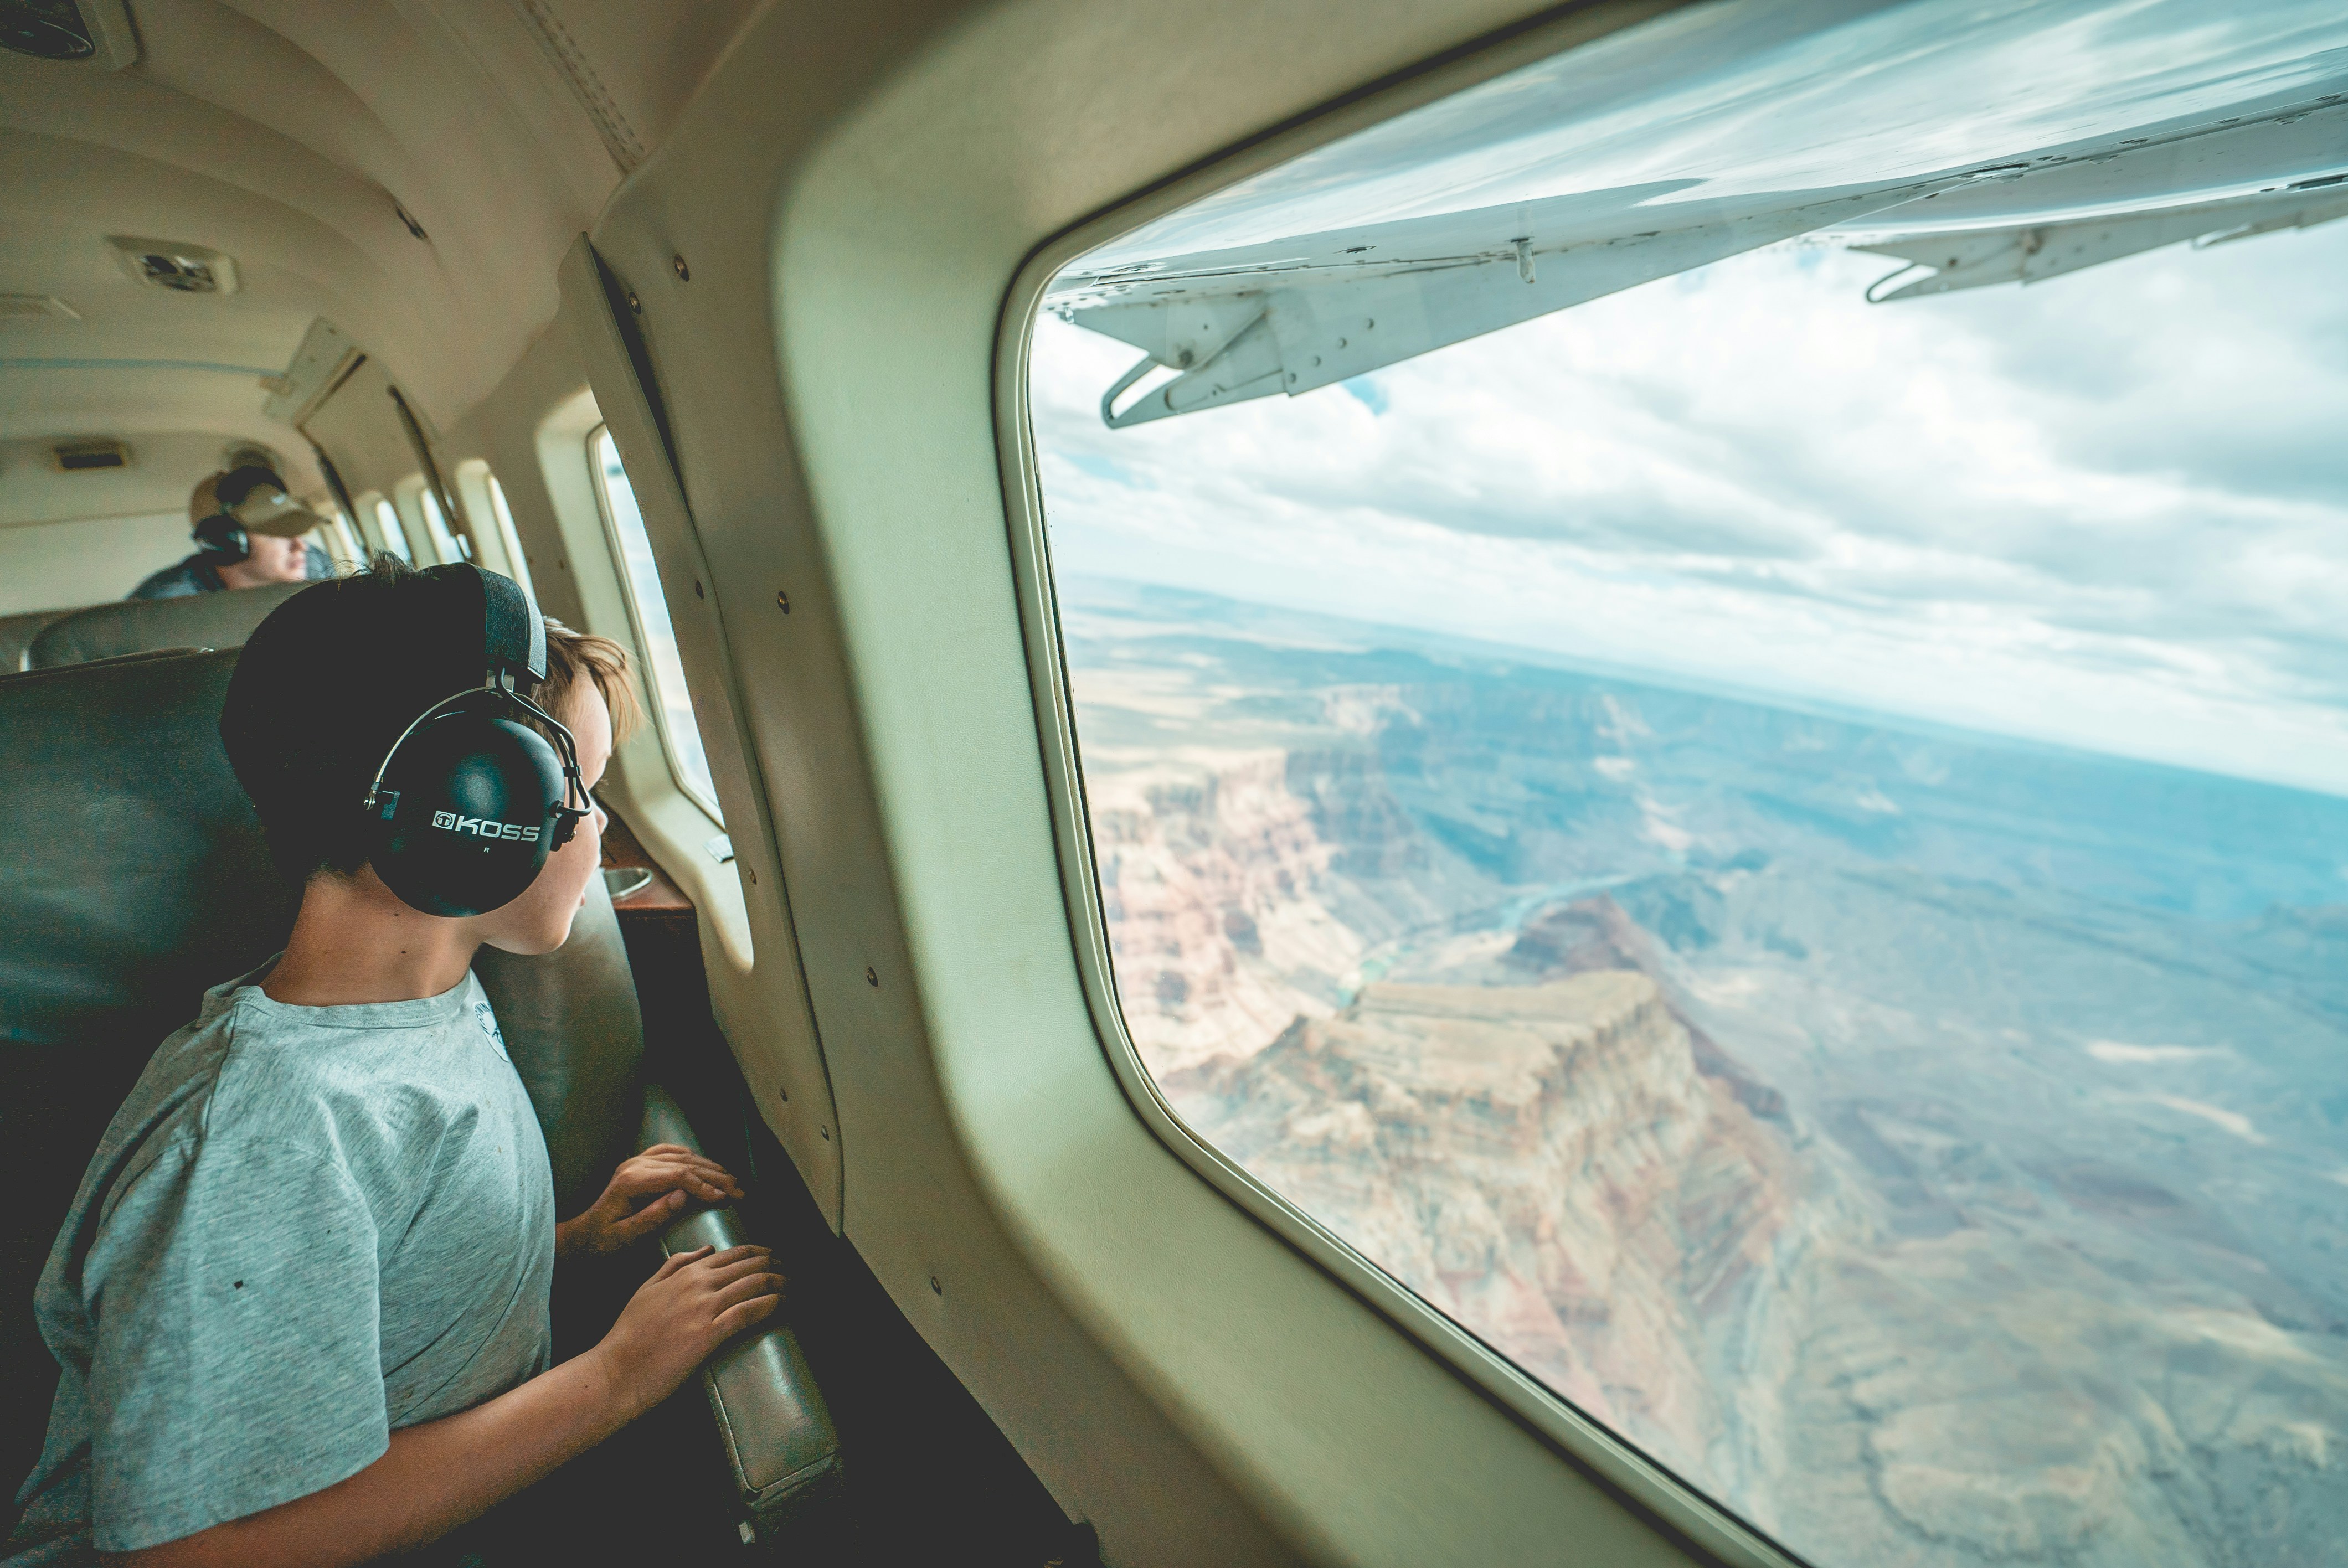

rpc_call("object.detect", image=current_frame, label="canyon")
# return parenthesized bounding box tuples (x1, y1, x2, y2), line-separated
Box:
(1064, 580, 2348, 1567)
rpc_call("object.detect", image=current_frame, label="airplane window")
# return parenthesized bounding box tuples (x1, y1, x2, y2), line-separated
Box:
(483, 472, 536, 606)
(368, 495, 412, 563)
(589, 425, 721, 822)
(315, 514, 360, 568)
(1024, 3, 2348, 1564)
(415, 483, 466, 564)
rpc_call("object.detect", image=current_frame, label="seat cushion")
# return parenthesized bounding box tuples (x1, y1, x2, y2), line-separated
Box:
(28, 582, 308, 669)
(476, 875, 646, 1215)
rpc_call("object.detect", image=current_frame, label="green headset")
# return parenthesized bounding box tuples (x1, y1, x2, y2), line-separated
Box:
(359, 565, 592, 916)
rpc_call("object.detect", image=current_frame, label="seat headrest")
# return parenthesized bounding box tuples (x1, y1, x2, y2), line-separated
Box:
(0, 648, 298, 1055)
(28, 582, 309, 669)
(0, 607, 81, 675)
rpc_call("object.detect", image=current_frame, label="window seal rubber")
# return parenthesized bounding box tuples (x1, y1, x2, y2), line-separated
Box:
(987, 5, 1814, 1566)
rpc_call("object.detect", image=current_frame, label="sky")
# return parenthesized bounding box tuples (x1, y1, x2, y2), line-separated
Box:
(1029, 216, 2348, 798)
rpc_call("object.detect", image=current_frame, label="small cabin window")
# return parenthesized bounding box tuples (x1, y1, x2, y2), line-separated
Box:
(1019, 4, 2348, 1563)
(418, 486, 468, 563)
(399, 476, 462, 565)
(365, 494, 411, 563)
(588, 425, 720, 822)
(313, 510, 361, 568)
(483, 473, 535, 605)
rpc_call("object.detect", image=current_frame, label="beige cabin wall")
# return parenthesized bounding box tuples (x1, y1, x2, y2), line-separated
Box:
(0, 512, 189, 616)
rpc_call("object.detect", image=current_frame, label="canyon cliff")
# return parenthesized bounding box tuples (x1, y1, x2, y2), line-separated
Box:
(1183, 971, 1801, 1482)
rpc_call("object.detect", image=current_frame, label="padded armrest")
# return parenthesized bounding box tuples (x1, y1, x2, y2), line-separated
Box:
(638, 1084, 844, 1524)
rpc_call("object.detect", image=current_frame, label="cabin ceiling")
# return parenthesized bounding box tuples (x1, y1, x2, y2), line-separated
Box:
(0, 0, 758, 528)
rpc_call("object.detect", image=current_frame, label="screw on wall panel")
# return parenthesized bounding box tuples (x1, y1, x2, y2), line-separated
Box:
(673, 254, 691, 282)
(693, 579, 704, 599)
(746, 868, 757, 885)
(626, 291, 642, 316)
(820, 1125, 831, 1141)
(929, 1276, 942, 1297)
(776, 590, 790, 613)
(778, 1084, 790, 1102)
(864, 967, 878, 987)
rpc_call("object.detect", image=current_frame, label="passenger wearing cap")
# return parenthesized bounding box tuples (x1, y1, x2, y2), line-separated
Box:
(126, 466, 336, 600)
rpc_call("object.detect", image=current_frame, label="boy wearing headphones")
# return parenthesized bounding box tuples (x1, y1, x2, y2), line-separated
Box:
(7, 559, 781, 1566)
(127, 467, 335, 600)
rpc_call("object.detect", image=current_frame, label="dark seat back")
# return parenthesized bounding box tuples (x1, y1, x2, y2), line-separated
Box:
(0, 608, 83, 675)
(28, 583, 308, 669)
(0, 650, 644, 1513)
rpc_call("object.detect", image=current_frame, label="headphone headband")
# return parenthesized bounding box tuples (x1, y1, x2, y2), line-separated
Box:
(481, 565, 547, 683)
(420, 563, 544, 683)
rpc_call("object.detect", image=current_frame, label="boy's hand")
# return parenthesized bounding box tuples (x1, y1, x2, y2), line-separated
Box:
(555, 1145, 744, 1257)
(589, 1245, 785, 1420)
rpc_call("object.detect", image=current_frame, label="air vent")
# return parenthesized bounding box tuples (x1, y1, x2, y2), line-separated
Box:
(52, 437, 131, 472)
(0, 293, 79, 320)
(1, 0, 94, 59)
(107, 236, 239, 296)
(0, 1, 135, 66)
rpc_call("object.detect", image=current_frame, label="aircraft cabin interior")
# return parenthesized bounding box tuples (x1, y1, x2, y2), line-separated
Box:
(4, 1, 2346, 1565)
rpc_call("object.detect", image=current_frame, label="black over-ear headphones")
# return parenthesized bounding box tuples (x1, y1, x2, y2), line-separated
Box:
(192, 508, 250, 564)
(359, 565, 591, 917)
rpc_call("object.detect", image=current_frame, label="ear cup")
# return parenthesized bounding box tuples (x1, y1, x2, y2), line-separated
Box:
(193, 512, 250, 563)
(367, 694, 568, 916)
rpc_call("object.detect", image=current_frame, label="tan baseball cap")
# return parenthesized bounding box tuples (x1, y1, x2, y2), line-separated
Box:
(190, 465, 324, 537)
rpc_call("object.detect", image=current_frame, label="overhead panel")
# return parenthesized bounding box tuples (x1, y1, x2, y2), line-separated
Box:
(298, 355, 415, 498)
(296, 349, 476, 561)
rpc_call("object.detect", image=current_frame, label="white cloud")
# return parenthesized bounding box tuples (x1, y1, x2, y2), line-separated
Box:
(2086, 1041, 2227, 1064)
(2144, 1095, 2267, 1144)
(1029, 220, 2348, 796)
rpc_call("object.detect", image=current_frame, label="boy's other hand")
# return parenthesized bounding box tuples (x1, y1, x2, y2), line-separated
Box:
(556, 1144, 744, 1257)
(590, 1245, 785, 1420)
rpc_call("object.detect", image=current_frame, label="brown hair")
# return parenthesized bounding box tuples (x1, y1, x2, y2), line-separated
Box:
(536, 617, 642, 746)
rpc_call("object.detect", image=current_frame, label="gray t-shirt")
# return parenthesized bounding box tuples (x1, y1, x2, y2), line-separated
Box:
(6, 962, 555, 1564)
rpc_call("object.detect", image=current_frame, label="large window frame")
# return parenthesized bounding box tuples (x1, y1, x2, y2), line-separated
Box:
(584, 423, 724, 826)
(992, 34, 1816, 1568)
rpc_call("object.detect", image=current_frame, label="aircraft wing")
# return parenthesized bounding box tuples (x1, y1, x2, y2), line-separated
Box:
(1060, 182, 1937, 428)
(1850, 179, 2348, 301)
(1058, 71, 2348, 429)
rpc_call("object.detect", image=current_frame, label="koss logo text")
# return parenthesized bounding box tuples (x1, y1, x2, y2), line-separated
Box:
(431, 809, 542, 842)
